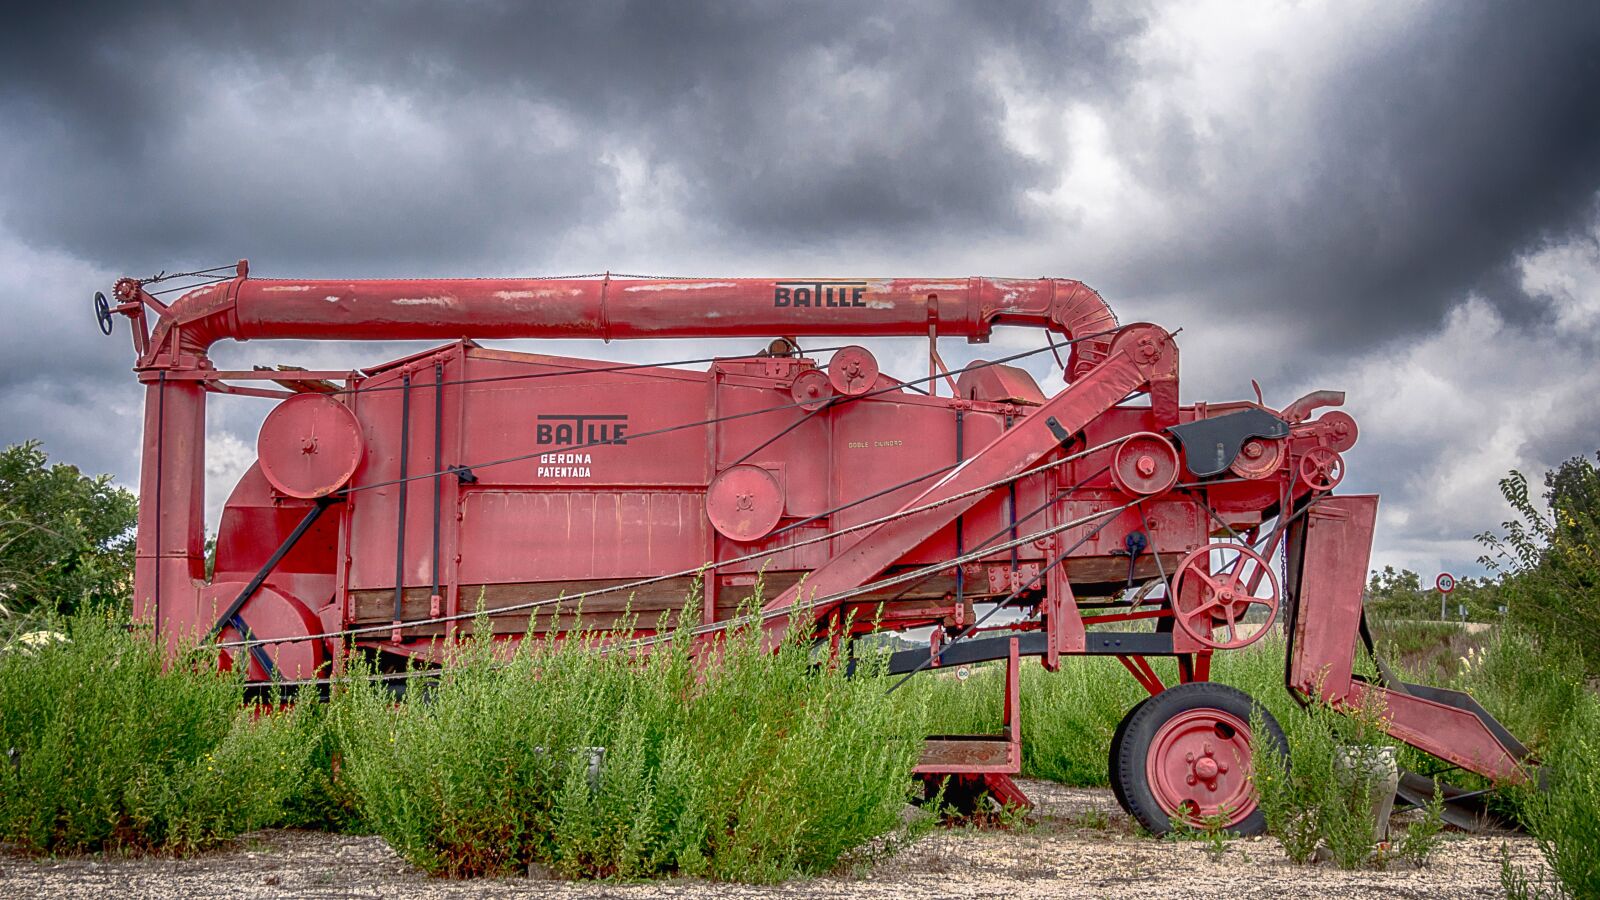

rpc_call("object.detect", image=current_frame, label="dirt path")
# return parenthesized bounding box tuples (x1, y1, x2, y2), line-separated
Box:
(0, 781, 1546, 899)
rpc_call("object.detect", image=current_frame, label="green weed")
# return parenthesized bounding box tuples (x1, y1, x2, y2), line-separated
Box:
(329, 601, 922, 881)
(1501, 694, 1600, 899)
(1249, 692, 1396, 869)
(0, 612, 319, 854)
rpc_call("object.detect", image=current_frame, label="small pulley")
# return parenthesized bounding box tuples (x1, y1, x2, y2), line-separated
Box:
(828, 345, 879, 396)
(790, 368, 834, 411)
(1228, 437, 1286, 480)
(1110, 432, 1180, 496)
(1169, 542, 1280, 650)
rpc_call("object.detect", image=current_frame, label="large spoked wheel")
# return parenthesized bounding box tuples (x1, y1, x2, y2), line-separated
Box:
(1111, 682, 1287, 836)
(1170, 542, 1281, 650)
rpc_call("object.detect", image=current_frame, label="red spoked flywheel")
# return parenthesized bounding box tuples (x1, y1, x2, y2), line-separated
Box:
(1169, 542, 1281, 650)
(1297, 446, 1344, 492)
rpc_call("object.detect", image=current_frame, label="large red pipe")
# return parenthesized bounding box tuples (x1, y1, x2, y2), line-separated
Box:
(129, 272, 1118, 374)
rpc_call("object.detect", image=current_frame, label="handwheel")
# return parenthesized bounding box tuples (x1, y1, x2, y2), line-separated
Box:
(1298, 446, 1344, 492)
(94, 291, 113, 335)
(1169, 542, 1281, 650)
(1111, 682, 1287, 835)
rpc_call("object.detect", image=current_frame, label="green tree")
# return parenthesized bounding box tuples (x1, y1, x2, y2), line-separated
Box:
(0, 442, 136, 623)
(1366, 566, 1430, 620)
(1479, 451, 1600, 675)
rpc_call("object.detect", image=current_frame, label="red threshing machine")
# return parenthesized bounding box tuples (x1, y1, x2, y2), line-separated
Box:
(99, 263, 1530, 833)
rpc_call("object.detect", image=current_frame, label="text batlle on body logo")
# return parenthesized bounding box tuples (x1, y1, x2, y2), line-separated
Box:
(535, 414, 628, 478)
(536, 414, 629, 446)
(773, 280, 869, 308)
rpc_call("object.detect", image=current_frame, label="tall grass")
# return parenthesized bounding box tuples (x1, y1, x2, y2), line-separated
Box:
(0, 613, 320, 854)
(329, 604, 922, 881)
(1488, 631, 1600, 899)
(1453, 626, 1590, 756)
(1515, 698, 1600, 899)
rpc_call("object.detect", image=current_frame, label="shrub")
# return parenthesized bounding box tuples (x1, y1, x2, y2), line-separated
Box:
(1456, 626, 1588, 757)
(1502, 694, 1600, 899)
(1479, 458, 1600, 677)
(0, 441, 136, 624)
(0, 613, 319, 854)
(1249, 692, 1428, 869)
(329, 604, 922, 881)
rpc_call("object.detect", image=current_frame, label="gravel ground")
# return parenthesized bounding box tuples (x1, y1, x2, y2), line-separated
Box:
(0, 781, 1547, 899)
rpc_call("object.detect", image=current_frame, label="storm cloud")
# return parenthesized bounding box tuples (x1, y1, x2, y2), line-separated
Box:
(1, 0, 1598, 576)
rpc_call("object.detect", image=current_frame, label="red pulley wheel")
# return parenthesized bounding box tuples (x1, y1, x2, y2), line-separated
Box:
(828, 345, 879, 396)
(1229, 437, 1285, 480)
(1111, 432, 1181, 496)
(257, 393, 365, 499)
(790, 368, 834, 411)
(706, 465, 784, 542)
(205, 581, 327, 681)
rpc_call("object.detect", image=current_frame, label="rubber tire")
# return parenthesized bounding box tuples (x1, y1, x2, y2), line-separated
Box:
(1112, 681, 1287, 837)
(1107, 695, 1151, 816)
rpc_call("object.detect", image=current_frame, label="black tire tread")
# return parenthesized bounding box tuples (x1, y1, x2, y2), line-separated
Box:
(1107, 695, 1151, 815)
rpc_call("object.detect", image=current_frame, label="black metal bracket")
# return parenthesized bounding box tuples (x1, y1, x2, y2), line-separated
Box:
(1166, 408, 1290, 477)
(1045, 415, 1071, 444)
(229, 614, 280, 681)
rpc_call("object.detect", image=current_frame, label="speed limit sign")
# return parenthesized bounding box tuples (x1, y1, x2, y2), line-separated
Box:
(1435, 572, 1456, 594)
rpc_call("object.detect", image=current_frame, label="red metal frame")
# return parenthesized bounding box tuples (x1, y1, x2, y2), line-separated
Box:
(109, 262, 1531, 806)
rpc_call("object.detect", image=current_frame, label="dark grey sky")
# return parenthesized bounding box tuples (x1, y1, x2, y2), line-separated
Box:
(2, 1, 1598, 575)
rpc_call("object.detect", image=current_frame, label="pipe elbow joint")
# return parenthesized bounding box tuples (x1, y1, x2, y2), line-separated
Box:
(1046, 279, 1119, 380)
(138, 280, 241, 369)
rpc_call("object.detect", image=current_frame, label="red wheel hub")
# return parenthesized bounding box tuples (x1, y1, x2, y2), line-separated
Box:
(1145, 708, 1257, 826)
